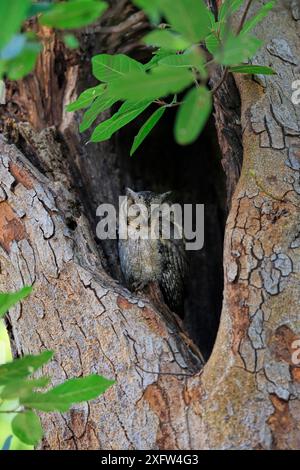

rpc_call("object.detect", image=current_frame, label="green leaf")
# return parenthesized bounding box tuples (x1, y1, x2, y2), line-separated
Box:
(205, 33, 221, 55)
(12, 411, 43, 446)
(207, 9, 217, 29)
(63, 34, 79, 49)
(0, 286, 32, 318)
(6, 42, 41, 80)
(91, 100, 152, 142)
(39, 0, 108, 29)
(0, 351, 53, 385)
(79, 92, 118, 132)
(21, 374, 115, 412)
(159, 0, 212, 42)
(158, 54, 192, 67)
(218, 0, 244, 21)
(130, 106, 166, 156)
(67, 84, 106, 112)
(175, 86, 212, 145)
(143, 30, 191, 51)
(241, 1, 275, 34)
(0, 0, 31, 49)
(215, 33, 262, 66)
(0, 377, 50, 399)
(212, 20, 229, 40)
(229, 64, 276, 75)
(108, 66, 194, 101)
(92, 54, 143, 82)
(158, 49, 207, 78)
(144, 49, 175, 71)
(132, 0, 160, 23)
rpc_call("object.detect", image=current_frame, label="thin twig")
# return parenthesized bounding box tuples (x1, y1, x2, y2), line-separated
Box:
(237, 0, 255, 34)
(154, 99, 183, 108)
(211, 67, 228, 94)
(211, 0, 255, 94)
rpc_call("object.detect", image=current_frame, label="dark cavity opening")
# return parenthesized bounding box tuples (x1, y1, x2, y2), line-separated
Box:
(114, 106, 227, 360)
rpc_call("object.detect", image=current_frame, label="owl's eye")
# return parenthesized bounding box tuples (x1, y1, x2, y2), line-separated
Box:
(128, 204, 141, 220)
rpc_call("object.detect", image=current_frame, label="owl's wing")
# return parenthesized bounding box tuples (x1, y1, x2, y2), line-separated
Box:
(159, 237, 187, 314)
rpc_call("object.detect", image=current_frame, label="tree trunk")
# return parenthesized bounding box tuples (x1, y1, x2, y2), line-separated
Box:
(0, 1, 299, 449)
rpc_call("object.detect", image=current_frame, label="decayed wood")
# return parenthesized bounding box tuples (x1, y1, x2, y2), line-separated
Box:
(0, 1, 300, 450)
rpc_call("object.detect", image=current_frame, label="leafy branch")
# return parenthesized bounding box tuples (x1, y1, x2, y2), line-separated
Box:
(212, 0, 255, 93)
(0, 0, 108, 81)
(0, 0, 276, 153)
(0, 287, 114, 448)
(66, 0, 276, 152)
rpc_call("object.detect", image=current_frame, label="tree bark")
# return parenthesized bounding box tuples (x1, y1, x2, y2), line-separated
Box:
(0, 1, 300, 449)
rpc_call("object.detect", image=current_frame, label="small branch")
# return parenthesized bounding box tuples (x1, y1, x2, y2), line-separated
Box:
(211, 67, 229, 94)
(237, 0, 255, 34)
(211, 0, 254, 94)
(154, 99, 183, 108)
(205, 58, 216, 68)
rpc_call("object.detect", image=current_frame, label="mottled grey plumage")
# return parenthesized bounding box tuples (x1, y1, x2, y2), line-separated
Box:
(118, 188, 186, 313)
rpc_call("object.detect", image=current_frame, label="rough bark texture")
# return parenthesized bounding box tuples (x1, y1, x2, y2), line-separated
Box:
(203, 1, 300, 448)
(0, 1, 300, 450)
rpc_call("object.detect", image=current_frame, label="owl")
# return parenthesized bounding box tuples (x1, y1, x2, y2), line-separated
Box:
(118, 188, 186, 314)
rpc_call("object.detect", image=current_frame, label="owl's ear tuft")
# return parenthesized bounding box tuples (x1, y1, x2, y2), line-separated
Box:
(160, 191, 173, 203)
(125, 187, 138, 203)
